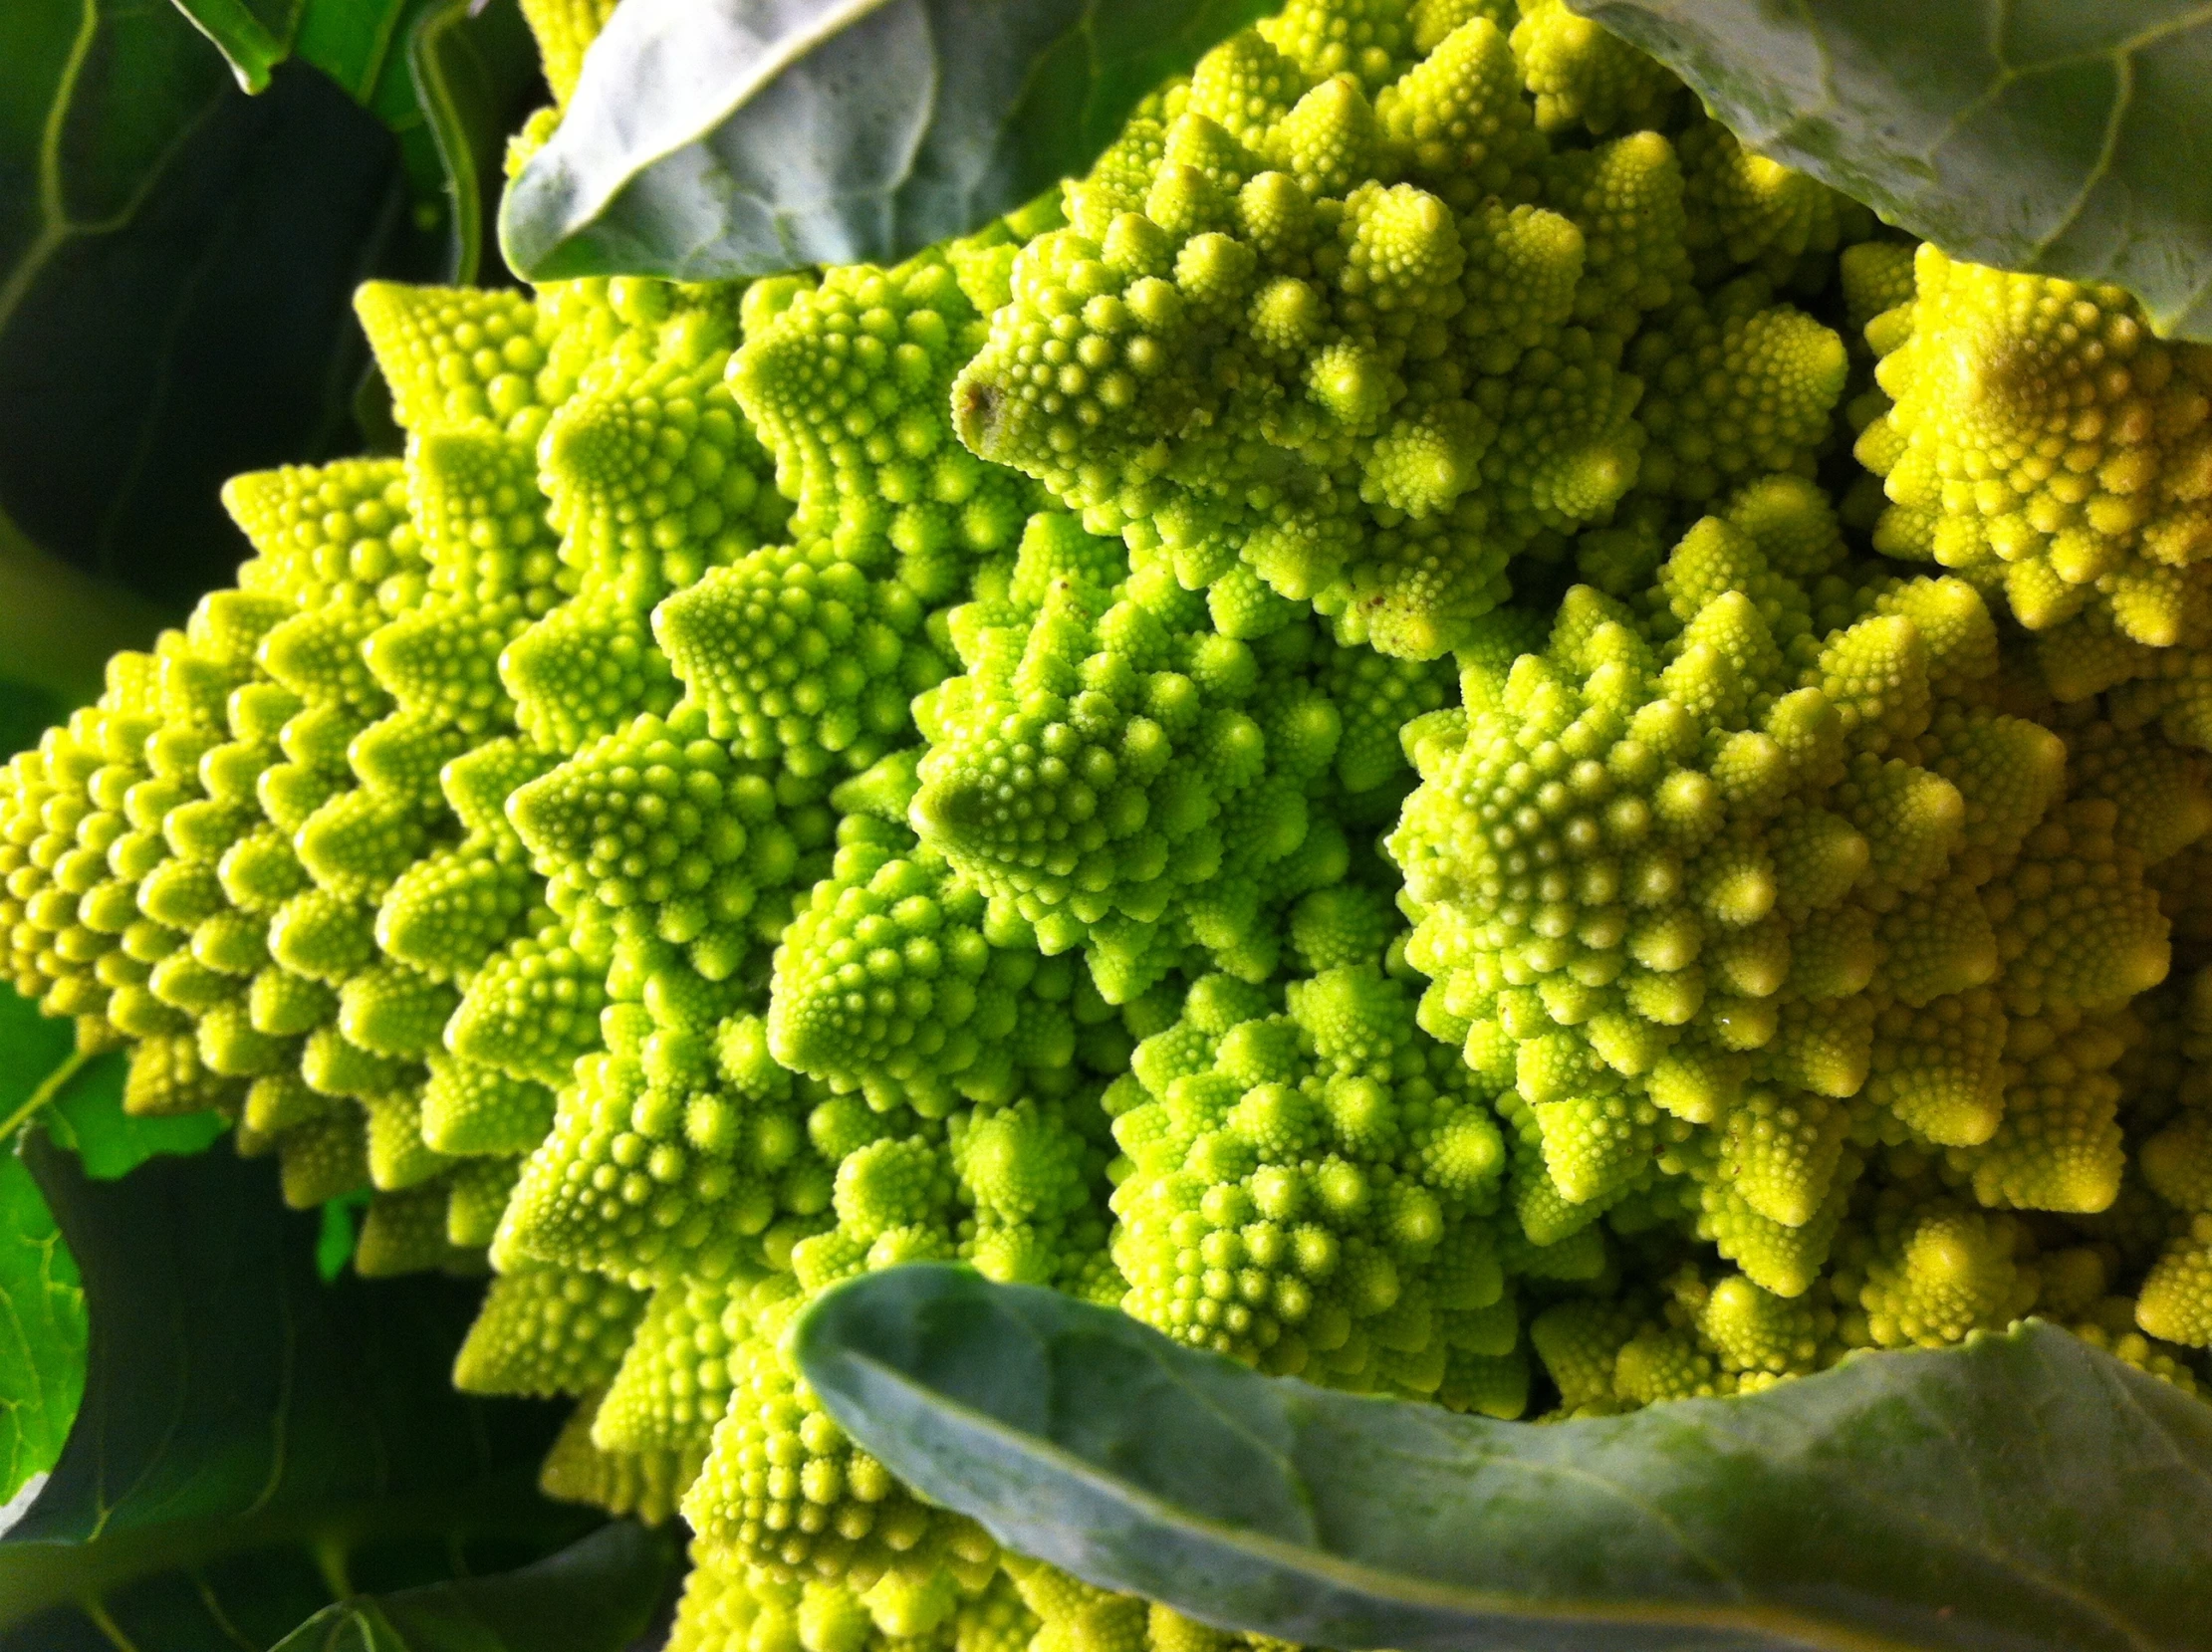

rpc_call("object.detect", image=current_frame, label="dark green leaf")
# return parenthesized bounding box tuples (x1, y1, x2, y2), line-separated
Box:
(1, 0, 448, 638)
(501, 0, 1276, 282)
(408, 0, 546, 284)
(1563, 0, 2212, 342)
(172, 0, 446, 118)
(0, 1133, 594, 1649)
(797, 1265, 2212, 1652)
(0, 1149, 83, 1508)
(292, 0, 431, 105)
(269, 1522, 681, 1652)
(165, 0, 549, 265)
(295, 0, 453, 209)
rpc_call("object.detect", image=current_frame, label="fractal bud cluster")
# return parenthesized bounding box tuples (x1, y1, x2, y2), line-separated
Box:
(5, 0, 2212, 1643)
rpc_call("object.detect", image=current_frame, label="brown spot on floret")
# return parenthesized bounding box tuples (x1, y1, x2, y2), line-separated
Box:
(952, 373, 1005, 460)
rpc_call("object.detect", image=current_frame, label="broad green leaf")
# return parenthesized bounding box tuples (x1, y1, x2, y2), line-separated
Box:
(0, 1150, 83, 1509)
(501, 0, 1276, 282)
(0, 1135, 594, 1649)
(797, 1265, 2212, 1652)
(292, 0, 435, 105)
(0, 0, 445, 639)
(297, 0, 453, 212)
(1563, 0, 2212, 342)
(268, 1522, 680, 1651)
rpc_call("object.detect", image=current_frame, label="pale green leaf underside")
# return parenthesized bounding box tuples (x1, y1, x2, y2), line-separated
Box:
(797, 1266, 2212, 1652)
(501, 0, 1275, 281)
(1565, 0, 2212, 341)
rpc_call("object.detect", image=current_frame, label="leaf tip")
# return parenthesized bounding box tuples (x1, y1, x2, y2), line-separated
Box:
(495, 163, 575, 283)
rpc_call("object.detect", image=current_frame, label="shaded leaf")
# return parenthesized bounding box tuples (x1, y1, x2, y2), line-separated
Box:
(0, 1134, 593, 1650)
(293, 0, 435, 105)
(269, 1521, 681, 1651)
(167, 0, 554, 256)
(295, 0, 465, 211)
(320, 1188, 374, 1283)
(797, 1265, 2212, 1652)
(501, 0, 1275, 281)
(1564, 0, 2212, 342)
(0, 0, 445, 633)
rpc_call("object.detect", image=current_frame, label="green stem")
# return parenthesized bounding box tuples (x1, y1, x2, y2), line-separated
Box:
(0, 1049, 92, 1147)
(0, 1473, 582, 1627)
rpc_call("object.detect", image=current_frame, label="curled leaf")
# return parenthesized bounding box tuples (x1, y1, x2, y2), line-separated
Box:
(798, 1265, 2212, 1652)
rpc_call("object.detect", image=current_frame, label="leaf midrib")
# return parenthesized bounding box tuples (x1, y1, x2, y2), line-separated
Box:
(556, 0, 910, 237)
(822, 1344, 1951, 1652)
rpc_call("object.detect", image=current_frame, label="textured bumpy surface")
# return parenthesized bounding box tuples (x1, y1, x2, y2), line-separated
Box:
(3, 0, 2210, 1646)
